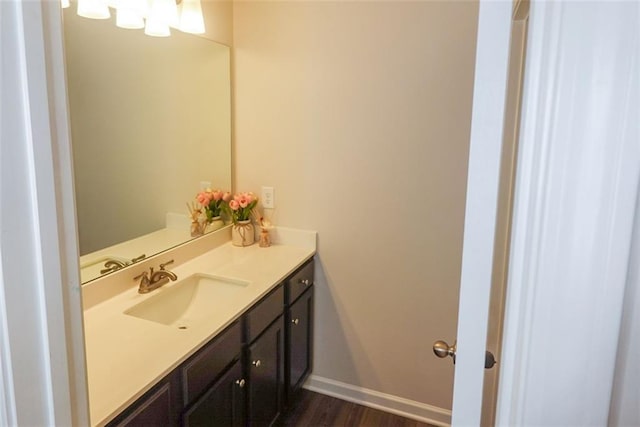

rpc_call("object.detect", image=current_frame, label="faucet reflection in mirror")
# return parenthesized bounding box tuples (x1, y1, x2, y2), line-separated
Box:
(63, 0, 205, 37)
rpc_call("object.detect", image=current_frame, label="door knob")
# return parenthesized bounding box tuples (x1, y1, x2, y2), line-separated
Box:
(485, 351, 497, 369)
(433, 340, 456, 364)
(433, 340, 497, 370)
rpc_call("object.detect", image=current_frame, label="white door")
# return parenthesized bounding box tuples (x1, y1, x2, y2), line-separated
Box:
(435, 1, 529, 424)
(450, 0, 640, 426)
(433, 1, 516, 425)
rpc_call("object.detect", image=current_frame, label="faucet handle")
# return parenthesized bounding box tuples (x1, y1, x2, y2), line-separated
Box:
(134, 270, 149, 281)
(131, 254, 146, 263)
(159, 260, 175, 270)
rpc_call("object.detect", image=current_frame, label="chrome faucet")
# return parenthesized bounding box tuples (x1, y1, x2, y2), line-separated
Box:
(134, 260, 177, 294)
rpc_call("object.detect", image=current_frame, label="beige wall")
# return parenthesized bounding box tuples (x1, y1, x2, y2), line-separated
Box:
(201, 0, 233, 46)
(234, 1, 478, 412)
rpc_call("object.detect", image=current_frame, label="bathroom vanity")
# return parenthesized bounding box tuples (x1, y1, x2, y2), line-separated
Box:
(82, 228, 316, 426)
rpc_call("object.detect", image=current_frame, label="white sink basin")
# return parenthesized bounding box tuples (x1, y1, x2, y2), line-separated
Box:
(124, 274, 250, 327)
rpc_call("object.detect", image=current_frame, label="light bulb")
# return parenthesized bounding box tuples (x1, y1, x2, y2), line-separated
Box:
(61, 0, 70, 9)
(145, 0, 170, 37)
(145, 18, 170, 36)
(117, 7, 145, 29)
(179, 0, 205, 34)
(77, 0, 110, 19)
(132, 0, 150, 19)
(151, 0, 178, 27)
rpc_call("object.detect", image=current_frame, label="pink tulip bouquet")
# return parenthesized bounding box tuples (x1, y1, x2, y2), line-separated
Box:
(226, 192, 258, 223)
(196, 189, 231, 222)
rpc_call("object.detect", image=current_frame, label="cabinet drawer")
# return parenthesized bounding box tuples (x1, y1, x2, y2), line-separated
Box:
(182, 321, 242, 405)
(286, 260, 314, 304)
(246, 285, 284, 343)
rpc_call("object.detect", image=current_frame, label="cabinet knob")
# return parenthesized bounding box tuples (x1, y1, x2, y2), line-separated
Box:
(252, 360, 261, 368)
(299, 279, 312, 286)
(292, 318, 300, 325)
(235, 379, 245, 388)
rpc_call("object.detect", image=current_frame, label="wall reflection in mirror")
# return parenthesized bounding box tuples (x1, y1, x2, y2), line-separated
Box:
(63, 8, 231, 283)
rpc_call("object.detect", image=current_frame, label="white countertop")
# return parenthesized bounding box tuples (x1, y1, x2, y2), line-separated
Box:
(83, 228, 316, 426)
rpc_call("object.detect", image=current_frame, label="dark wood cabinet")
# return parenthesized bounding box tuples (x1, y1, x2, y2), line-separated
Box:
(182, 360, 245, 427)
(286, 287, 313, 402)
(247, 316, 285, 426)
(286, 261, 314, 304)
(284, 260, 314, 407)
(245, 286, 284, 343)
(181, 321, 244, 427)
(108, 372, 181, 427)
(181, 321, 242, 405)
(109, 258, 314, 427)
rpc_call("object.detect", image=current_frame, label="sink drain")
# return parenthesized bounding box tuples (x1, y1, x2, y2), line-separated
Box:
(178, 325, 188, 330)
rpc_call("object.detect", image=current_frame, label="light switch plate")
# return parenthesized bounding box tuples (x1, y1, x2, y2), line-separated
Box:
(262, 186, 274, 209)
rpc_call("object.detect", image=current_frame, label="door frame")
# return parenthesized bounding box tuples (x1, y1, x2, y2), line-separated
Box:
(0, 0, 88, 426)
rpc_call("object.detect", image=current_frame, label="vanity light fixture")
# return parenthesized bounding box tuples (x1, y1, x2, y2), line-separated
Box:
(116, 8, 145, 30)
(178, 0, 205, 35)
(77, 0, 110, 19)
(144, 0, 172, 37)
(64, 0, 205, 37)
(114, 0, 146, 30)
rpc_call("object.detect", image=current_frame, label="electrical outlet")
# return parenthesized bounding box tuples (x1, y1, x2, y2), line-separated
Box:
(262, 186, 275, 209)
(200, 181, 211, 190)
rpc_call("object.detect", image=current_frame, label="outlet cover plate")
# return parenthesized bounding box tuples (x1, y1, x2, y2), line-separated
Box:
(262, 186, 274, 209)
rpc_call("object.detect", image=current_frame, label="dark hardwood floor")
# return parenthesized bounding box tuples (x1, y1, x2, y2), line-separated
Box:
(278, 390, 437, 427)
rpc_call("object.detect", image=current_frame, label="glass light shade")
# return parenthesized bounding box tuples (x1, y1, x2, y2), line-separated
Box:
(178, 0, 205, 34)
(116, 8, 145, 29)
(150, 0, 179, 27)
(145, 15, 170, 37)
(77, 0, 110, 19)
(61, 0, 70, 9)
(132, 0, 151, 19)
(112, 0, 150, 17)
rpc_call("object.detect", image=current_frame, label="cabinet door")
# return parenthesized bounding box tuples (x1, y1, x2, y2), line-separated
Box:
(287, 287, 314, 402)
(109, 373, 180, 427)
(182, 321, 242, 405)
(182, 360, 246, 427)
(248, 316, 284, 426)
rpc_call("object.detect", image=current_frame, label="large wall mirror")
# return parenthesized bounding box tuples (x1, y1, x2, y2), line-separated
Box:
(63, 9, 231, 283)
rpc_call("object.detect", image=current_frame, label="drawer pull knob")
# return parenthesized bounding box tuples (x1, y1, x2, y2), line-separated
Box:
(252, 360, 261, 368)
(299, 279, 312, 286)
(292, 318, 300, 325)
(235, 379, 245, 388)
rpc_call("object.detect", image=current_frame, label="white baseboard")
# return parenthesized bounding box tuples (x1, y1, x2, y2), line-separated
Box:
(303, 375, 452, 427)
